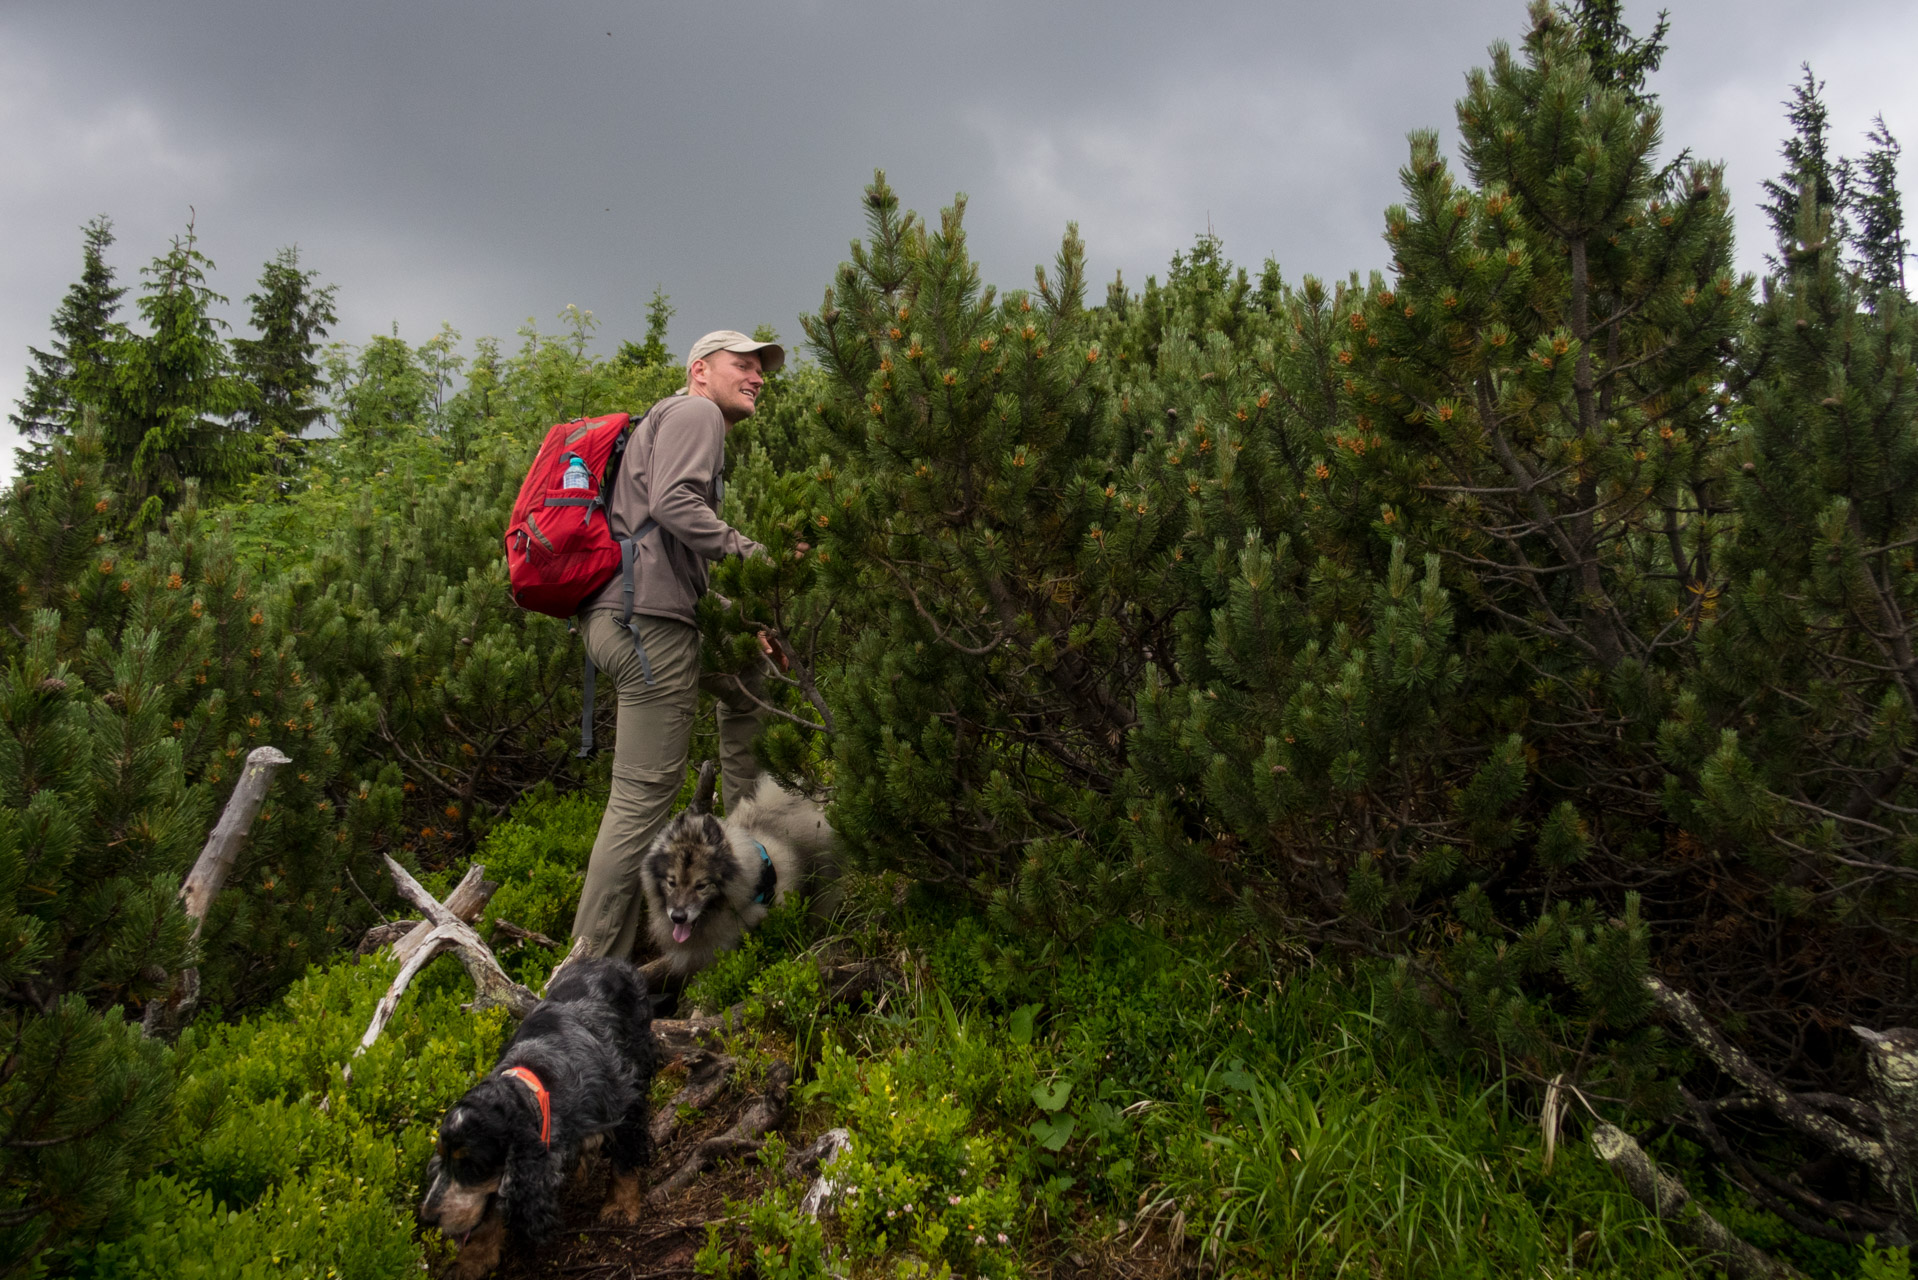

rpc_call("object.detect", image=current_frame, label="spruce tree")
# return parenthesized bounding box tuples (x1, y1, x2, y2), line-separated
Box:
(97, 218, 248, 514)
(1557, 0, 1668, 102)
(232, 247, 337, 466)
(1843, 115, 1908, 296)
(1760, 65, 1844, 262)
(616, 285, 676, 368)
(10, 216, 125, 446)
(0, 415, 120, 644)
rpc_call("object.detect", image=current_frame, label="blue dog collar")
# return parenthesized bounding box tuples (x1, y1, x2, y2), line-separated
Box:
(751, 840, 776, 905)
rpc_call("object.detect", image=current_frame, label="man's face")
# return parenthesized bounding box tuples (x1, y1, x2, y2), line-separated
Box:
(691, 350, 764, 425)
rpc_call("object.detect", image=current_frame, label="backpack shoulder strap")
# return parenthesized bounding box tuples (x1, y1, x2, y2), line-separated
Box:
(577, 403, 673, 755)
(611, 398, 676, 687)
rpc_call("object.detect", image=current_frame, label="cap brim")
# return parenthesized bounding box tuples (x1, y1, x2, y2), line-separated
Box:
(690, 340, 786, 375)
(731, 341, 784, 374)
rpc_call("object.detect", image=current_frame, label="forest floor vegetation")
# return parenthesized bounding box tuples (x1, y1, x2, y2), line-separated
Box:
(63, 790, 1914, 1280)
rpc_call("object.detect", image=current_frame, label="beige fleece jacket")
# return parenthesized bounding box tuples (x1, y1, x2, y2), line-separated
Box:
(581, 394, 764, 625)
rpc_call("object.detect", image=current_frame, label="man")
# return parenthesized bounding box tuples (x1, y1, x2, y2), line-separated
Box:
(570, 329, 781, 961)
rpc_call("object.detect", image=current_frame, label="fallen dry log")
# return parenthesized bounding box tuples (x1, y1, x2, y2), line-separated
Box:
(394, 865, 498, 964)
(355, 856, 536, 1056)
(650, 1060, 793, 1204)
(1646, 977, 1888, 1174)
(651, 1005, 749, 1061)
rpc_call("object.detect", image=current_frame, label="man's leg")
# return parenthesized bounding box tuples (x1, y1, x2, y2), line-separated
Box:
(702, 661, 767, 814)
(571, 612, 702, 959)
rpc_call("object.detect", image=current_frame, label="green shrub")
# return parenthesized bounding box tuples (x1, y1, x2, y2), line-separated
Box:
(64, 953, 508, 1279)
(1861, 1240, 1913, 1280)
(697, 1187, 835, 1280)
(809, 1044, 1023, 1278)
(683, 894, 825, 1015)
(75, 1171, 423, 1280)
(473, 786, 602, 943)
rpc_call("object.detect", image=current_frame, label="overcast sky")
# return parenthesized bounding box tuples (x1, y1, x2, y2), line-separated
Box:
(2, 0, 1911, 480)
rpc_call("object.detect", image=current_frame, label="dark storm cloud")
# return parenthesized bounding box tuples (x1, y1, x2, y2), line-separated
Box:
(2, 0, 1912, 474)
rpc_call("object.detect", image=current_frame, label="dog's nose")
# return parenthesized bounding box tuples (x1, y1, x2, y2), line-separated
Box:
(669, 908, 688, 923)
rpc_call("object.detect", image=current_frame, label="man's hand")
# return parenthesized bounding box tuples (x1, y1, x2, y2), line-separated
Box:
(758, 630, 792, 673)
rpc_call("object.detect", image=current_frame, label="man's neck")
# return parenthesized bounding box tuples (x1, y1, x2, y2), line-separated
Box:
(688, 384, 744, 427)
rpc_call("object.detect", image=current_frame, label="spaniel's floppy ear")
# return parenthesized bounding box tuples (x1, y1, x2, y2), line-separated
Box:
(504, 1127, 560, 1246)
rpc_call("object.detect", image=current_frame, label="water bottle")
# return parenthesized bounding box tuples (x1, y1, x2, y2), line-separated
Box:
(562, 454, 592, 490)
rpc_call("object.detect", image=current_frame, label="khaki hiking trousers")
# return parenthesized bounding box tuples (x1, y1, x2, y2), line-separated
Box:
(570, 609, 765, 961)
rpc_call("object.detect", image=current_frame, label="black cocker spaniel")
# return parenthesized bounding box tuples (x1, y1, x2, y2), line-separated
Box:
(418, 956, 659, 1278)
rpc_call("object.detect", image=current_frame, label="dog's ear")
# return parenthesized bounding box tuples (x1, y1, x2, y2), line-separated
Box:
(702, 813, 727, 849)
(504, 1127, 560, 1247)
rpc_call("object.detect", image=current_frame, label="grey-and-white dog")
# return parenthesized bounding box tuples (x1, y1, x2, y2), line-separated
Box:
(639, 774, 837, 983)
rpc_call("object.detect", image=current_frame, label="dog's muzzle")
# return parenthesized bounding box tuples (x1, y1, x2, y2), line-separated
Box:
(667, 904, 701, 944)
(418, 1157, 499, 1237)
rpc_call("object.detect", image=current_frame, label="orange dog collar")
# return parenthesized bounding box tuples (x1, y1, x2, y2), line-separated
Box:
(501, 1066, 551, 1146)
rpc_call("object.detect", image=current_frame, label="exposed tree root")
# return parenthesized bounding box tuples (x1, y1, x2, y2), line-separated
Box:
(650, 1050, 737, 1150)
(649, 1060, 793, 1204)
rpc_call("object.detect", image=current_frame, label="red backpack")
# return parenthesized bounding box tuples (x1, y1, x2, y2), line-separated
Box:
(506, 410, 666, 753)
(504, 412, 636, 617)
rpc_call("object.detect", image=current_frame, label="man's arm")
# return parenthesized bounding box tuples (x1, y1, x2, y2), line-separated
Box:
(648, 398, 764, 559)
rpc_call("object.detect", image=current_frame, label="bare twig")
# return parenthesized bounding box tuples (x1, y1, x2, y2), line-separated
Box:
(491, 918, 558, 951)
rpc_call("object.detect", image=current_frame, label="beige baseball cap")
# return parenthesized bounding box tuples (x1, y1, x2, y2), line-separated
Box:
(687, 329, 785, 374)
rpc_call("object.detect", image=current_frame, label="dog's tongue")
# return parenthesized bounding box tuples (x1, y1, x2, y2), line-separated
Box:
(672, 923, 693, 944)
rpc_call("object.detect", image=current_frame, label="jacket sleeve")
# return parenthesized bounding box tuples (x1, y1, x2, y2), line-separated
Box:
(647, 398, 765, 560)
